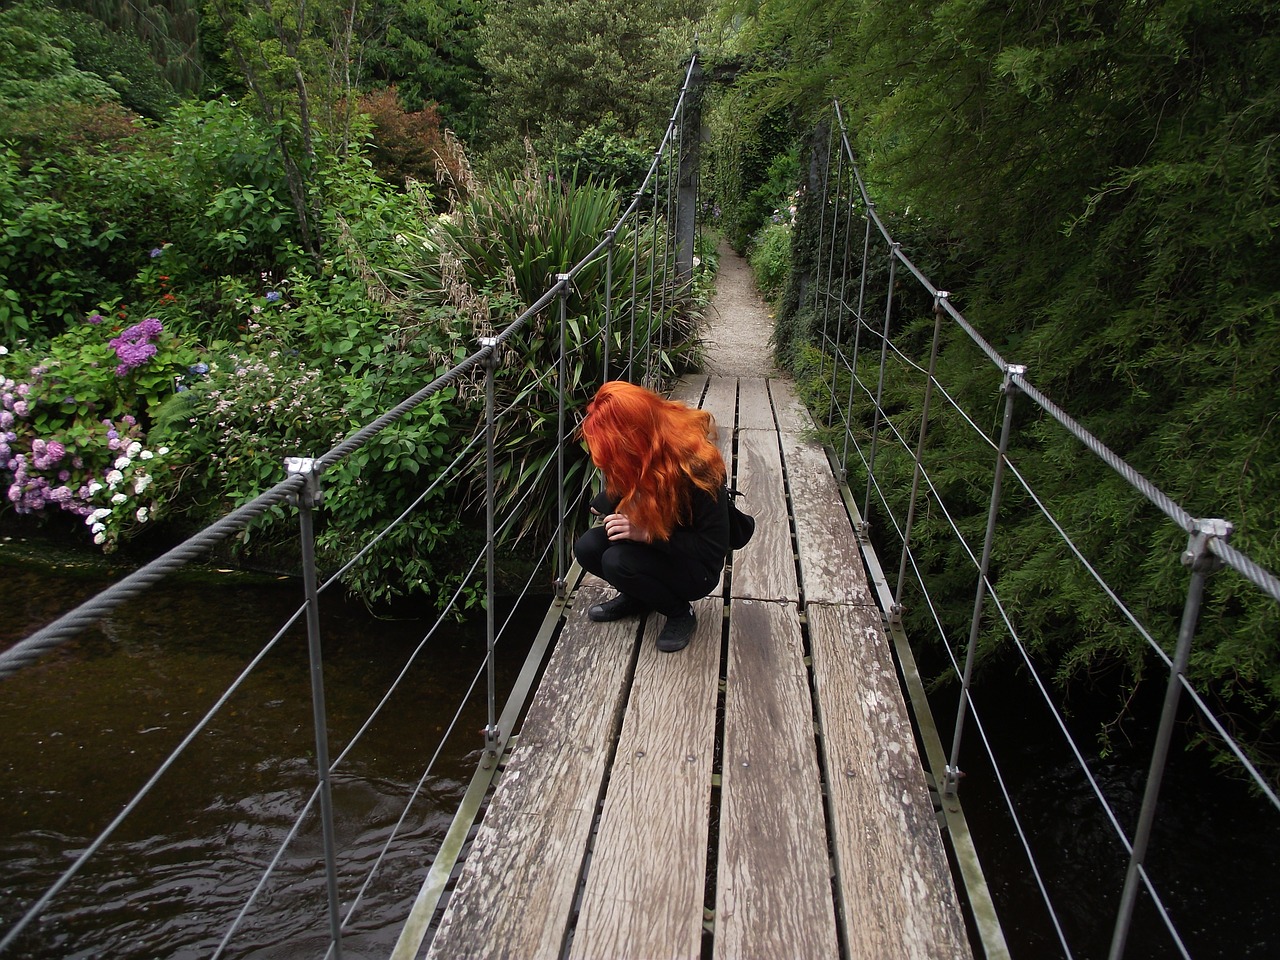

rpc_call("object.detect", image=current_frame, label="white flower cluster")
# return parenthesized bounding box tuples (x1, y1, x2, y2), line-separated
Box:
(81, 438, 170, 550)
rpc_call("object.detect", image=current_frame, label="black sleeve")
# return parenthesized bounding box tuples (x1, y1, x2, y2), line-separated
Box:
(590, 488, 619, 515)
(651, 484, 730, 575)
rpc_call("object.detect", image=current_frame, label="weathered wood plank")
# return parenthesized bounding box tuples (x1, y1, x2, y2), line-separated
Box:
(669, 374, 708, 406)
(700, 376, 738, 467)
(424, 581, 638, 960)
(569, 595, 723, 960)
(715, 599, 840, 960)
(807, 604, 972, 959)
(732, 429, 798, 603)
(781, 432, 876, 606)
(736, 377, 775, 430)
(769, 377, 812, 435)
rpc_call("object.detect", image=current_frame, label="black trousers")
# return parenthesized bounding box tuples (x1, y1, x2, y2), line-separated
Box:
(573, 527, 719, 618)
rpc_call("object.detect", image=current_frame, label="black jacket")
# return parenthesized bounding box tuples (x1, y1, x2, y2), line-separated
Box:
(590, 482, 731, 576)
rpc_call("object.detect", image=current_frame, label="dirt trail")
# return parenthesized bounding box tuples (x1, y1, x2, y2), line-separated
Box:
(698, 240, 778, 376)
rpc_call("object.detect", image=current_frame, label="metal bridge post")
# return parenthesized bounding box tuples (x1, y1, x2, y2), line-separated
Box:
(843, 202, 875, 495)
(644, 183, 660, 387)
(891, 292, 949, 624)
(1107, 517, 1232, 960)
(604, 230, 615, 381)
(814, 124, 834, 391)
(862, 242, 900, 524)
(629, 193, 642, 382)
(286, 456, 344, 960)
(943, 362, 1024, 798)
(826, 168, 854, 432)
(675, 55, 701, 294)
(479, 337, 501, 767)
(554, 277, 570, 601)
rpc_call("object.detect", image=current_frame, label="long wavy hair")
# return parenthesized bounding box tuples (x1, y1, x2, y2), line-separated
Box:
(579, 381, 726, 541)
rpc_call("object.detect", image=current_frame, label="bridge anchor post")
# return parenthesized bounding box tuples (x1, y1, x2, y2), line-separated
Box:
(286, 455, 345, 960)
(481, 337, 502, 770)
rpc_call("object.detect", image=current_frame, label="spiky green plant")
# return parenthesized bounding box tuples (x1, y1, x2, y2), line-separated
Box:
(419, 162, 704, 550)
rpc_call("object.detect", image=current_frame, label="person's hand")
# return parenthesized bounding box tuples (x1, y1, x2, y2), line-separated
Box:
(603, 513, 651, 543)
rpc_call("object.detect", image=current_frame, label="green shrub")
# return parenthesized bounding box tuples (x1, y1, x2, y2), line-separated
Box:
(410, 162, 704, 545)
(1, 310, 197, 550)
(748, 221, 792, 304)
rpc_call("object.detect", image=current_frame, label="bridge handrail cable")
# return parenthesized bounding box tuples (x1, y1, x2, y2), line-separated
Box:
(0, 52, 704, 958)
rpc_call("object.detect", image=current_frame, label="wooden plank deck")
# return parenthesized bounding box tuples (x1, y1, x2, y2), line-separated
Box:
(421, 375, 973, 960)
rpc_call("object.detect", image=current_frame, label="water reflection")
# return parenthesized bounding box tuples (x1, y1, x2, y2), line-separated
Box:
(0, 560, 540, 959)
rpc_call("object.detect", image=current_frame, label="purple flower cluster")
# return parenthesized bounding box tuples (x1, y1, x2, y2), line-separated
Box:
(109, 318, 164, 376)
(6, 440, 78, 516)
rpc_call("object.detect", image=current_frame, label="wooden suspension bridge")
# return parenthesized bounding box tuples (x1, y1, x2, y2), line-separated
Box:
(393, 373, 1001, 959)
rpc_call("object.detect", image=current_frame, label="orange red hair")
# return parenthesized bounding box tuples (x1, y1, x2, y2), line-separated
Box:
(579, 381, 726, 541)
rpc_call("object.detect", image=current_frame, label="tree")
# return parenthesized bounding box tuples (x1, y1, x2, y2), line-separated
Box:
(720, 0, 1280, 756)
(475, 0, 704, 165)
(360, 0, 487, 140)
(0, 1, 121, 106)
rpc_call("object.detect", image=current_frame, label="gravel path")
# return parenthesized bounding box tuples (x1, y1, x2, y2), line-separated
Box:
(699, 240, 779, 376)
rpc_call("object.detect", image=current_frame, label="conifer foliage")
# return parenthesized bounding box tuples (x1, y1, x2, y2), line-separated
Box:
(718, 0, 1280, 762)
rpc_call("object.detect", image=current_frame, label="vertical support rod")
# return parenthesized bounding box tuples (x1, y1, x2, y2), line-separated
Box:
(814, 123, 833, 386)
(943, 363, 1024, 797)
(479, 338, 500, 767)
(892, 292, 949, 617)
(645, 177, 660, 386)
(555, 278, 570, 600)
(842, 203, 875, 475)
(629, 192, 642, 382)
(1107, 518, 1231, 960)
(827, 164, 854, 431)
(660, 135, 674, 377)
(675, 55, 702, 293)
(289, 458, 344, 960)
(861, 242, 900, 522)
(818, 132, 843, 395)
(604, 232, 615, 381)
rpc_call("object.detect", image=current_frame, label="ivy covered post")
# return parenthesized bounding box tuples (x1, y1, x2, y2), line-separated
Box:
(675, 53, 702, 296)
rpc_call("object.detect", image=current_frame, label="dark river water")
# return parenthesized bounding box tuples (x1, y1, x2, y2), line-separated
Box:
(0, 538, 541, 960)
(2, 538, 1277, 959)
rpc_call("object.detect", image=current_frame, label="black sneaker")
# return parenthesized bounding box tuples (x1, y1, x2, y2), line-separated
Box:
(656, 607, 696, 652)
(588, 593, 648, 622)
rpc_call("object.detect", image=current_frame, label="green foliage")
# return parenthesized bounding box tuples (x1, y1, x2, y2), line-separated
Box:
(55, 6, 180, 118)
(704, 87, 798, 251)
(475, 0, 702, 165)
(403, 161, 705, 544)
(747, 221, 791, 303)
(730, 0, 1280, 764)
(55, 0, 209, 97)
(167, 97, 306, 274)
(360, 0, 487, 140)
(554, 116, 655, 198)
(0, 1, 121, 106)
(0, 150, 125, 339)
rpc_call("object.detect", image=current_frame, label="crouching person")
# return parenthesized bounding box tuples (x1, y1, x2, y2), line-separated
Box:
(573, 381, 729, 652)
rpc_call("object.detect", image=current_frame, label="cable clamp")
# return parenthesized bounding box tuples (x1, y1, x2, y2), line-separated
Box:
(942, 764, 965, 798)
(1182, 518, 1232, 573)
(285, 457, 323, 508)
(1002, 363, 1026, 395)
(478, 336, 500, 371)
(480, 724, 502, 768)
